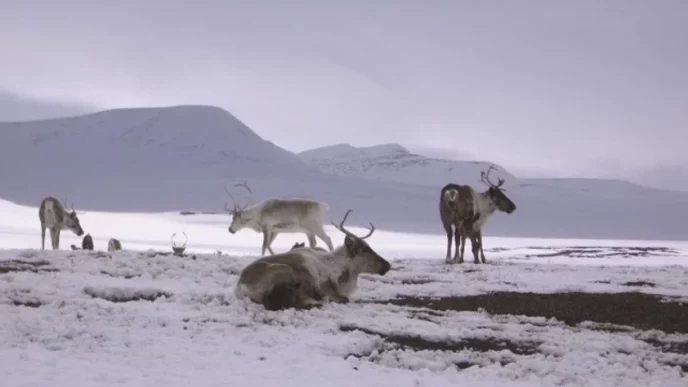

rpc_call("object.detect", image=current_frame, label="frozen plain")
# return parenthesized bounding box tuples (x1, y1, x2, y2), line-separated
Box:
(1, 198, 687, 387)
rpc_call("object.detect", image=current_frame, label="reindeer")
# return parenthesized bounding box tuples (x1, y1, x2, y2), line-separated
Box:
(70, 234, 95, 251)
(439, 165, 517, 264)
(39, 197, 85, 250)
(234, 209, 391, 311)
(108, 238, 122, 252)
(224, 182, 334, 255)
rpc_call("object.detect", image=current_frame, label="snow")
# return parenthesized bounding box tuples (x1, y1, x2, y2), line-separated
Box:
(1, 198, 688, 386)
(2, 105, 688, 240)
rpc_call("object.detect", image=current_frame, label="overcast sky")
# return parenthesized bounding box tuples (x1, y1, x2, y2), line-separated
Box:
(1, 0, 686, 186)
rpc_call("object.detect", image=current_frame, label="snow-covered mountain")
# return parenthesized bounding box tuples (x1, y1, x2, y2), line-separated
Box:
(2, 106, 688, 241)
(298, 143, 515, 189)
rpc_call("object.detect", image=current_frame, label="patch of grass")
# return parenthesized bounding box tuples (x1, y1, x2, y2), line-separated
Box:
(381, 291, 688, 334)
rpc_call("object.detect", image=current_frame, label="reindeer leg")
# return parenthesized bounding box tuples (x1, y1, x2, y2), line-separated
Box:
(314, 227, 333, 251)
(55, 228, 61, 249)
(478, 231, 486, 263)
(320, 280, 349, 304)
(265, 230, 276, 255)
(471, 234, 481, 264)
(306, 233, 317, 248)
(458, 234, 466, 264)
(260, 228, 270, 255)
(49, 228, 57, 250)
(453, 224, 461, 263)
(443, 224, 453, 263)
(41, 226, 46, 250)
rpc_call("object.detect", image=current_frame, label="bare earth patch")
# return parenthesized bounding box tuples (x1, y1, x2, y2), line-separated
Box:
(381, 291, 688, 333)
(0, 259, 57, 274)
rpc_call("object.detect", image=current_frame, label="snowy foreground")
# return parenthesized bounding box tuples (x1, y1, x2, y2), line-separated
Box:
(1, 244, 687, 386)
(1, 200, 688, 386)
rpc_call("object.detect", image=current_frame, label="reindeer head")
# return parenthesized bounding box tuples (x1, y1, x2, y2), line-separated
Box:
(332, 209, 391, 276)
(480, 165, 516, 214)
(225, 181, 253, 234)
(63, 199, 85, 236)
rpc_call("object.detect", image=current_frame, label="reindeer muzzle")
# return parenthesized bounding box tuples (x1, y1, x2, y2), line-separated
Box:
(228, 227, 236, 234)
(378, 259, 392, 275)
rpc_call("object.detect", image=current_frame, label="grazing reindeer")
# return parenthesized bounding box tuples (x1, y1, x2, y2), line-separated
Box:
(225, 182, 334, 255)
(108, 238, 122, 252)
(439, 165, 517, 264)
(235, 209, 391, 311)
(39, 197, 85, 250)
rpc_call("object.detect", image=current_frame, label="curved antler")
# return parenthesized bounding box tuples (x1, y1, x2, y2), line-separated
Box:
(480, 164, 505, 189)
(223, 181, 253, 213)
(171, 232, 188, 247)
(331, 209, 376, 240)
(233, 181, 253, 210)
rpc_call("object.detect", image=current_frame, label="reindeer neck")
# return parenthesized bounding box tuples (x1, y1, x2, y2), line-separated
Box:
(320, 247, 357, 277)
(476, 190, 498, 218)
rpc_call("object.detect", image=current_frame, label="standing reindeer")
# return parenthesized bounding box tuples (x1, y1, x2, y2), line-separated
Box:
(439, 165, 516, 264)
(235, 209, 391, 311)
(39, 197, 85, 250)
(224, 181, 334, 255)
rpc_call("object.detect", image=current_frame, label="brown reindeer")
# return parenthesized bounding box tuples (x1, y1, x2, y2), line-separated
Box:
(439, 165, 517, 264)
(235, 209, 391, 311)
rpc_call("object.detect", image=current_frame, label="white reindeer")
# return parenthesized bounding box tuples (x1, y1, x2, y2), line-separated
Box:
(39, 196, 85, 250)
(224, 182, 334, 255)
(234, 209, 391, 310)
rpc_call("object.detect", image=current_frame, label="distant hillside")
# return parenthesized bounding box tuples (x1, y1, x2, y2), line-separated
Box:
(298, 143, 515, 188)
(2, 107, 688, 241)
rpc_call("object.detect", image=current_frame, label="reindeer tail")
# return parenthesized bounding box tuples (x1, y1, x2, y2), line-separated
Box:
(261, 280, 301, 311)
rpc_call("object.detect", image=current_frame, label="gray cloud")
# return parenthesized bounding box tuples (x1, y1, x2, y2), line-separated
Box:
(0, 0, 686, 185)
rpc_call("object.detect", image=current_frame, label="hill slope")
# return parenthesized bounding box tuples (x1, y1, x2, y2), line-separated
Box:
(298, 143, 516, 188)
(2, 107, 688, 241)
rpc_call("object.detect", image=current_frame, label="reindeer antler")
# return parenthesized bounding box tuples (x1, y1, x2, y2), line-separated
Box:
(171, 232, 188, 248)
(331, 209, 376, 240)
(63, 196, 75, 213)
(223, 181, 253, 213)
(480, 164, 505, 189)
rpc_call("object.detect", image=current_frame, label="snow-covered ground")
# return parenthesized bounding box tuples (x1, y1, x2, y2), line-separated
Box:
(1, 199, 687, 386)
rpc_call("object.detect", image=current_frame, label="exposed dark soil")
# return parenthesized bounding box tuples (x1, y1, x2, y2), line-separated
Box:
(340, 324, 540, 356)
(12, 300, 42, 308)
(522, 246, 680, 259)
(380, 291, 688, 334)
(0, 260, 57, 274)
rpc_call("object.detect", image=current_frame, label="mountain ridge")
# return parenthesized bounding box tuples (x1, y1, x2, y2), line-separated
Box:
(2, 105, 688, 240)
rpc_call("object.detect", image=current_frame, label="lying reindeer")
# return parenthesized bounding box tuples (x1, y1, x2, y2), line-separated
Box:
(71, 234, 94, 251)
(108, 238, 122, 252)
(235, 209, 391, 311)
